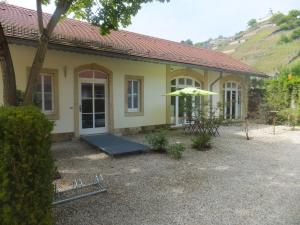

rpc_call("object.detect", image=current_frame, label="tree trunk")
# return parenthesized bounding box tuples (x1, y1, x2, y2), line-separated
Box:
(23, 34, 49, 105)
(23, 1, 72, 105)
(0, 22, 17, 106)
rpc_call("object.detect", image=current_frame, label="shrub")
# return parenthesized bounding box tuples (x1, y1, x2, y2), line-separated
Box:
(263, 62, 300, 125)
(278, 34, 290, 44)
(291, 28, 300, 41)
(247, 19, 257, 28)
(0, 106, 54, 225)
(167, 143, 185, 159)
(191, 133, 212, 151)
(145, 129, 168, 152)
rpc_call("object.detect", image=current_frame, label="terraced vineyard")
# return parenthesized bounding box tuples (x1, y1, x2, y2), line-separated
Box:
(217, 23, 300, 75)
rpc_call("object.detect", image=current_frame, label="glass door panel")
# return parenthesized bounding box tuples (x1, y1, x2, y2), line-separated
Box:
(94, 84, 105, 128)
(80, 81, 106, 134)
(224, 82, 242, 120)
(81, 83, 93, 129)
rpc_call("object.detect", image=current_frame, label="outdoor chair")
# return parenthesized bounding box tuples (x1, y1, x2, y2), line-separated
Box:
(184, 117, 198, 134)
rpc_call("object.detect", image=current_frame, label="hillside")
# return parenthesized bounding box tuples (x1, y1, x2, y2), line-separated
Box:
(203, 19, 300, 75)
(219, 25, 300, 75)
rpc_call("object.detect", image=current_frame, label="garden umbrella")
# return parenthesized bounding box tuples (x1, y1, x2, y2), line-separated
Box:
(166, 87, 218, 96)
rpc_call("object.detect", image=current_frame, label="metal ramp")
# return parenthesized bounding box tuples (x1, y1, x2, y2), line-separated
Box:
(81, 133, 149, 156)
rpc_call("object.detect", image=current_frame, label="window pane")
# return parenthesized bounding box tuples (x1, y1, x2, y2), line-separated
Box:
(232, 91, 236, 118)
(226, 91, 231, 119)
(81, 83, 93, 98)
(82, 99, 93, 113)
(195, 82, 200, 87)
(171, 96, 176, 114)
(128, 95, 132, 109)
(232, 82, 236, 89)
(128, 80, 132, 94)
(94, 84, 105, 98)
(133, 95, 138, 109)
(178, 96, 185, 117)
(95, 99, 105, 113)
(195, 96, 201, 115)
(227, 82, 231, 88)
(44, 75, 52, 93)
(82, 114, 93, 129)
(95, 113, 105, 127)
(238, 91, 242, 119)
(171, 79, 176, 85)
(44, 93, 52, 111)
(186, 79, 192, 86)
(133, 80, 139, 94)
(178, 78, 185, 85)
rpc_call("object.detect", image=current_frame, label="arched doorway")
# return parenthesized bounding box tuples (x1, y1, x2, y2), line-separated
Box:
(170, 77, 202, 125)
(78, 70, 108, 134)
(223, 81, 242, 119)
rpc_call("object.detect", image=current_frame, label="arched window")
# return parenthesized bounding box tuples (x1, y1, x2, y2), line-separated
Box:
(223, 81, 242, 120)
(170, 77, 202, 125)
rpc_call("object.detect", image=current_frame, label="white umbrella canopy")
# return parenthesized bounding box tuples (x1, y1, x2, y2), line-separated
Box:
(166, 87, 218, 96)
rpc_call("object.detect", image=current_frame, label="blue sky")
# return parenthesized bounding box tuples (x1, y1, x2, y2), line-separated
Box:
(7, 0, 300, 42)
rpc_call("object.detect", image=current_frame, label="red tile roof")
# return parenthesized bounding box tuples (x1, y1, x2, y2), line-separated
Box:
(0, 3, 265, 76)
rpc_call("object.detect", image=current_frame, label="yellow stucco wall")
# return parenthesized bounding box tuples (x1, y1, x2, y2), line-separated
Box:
(0, 44, 250, 135)
(0, 44, 166, 134)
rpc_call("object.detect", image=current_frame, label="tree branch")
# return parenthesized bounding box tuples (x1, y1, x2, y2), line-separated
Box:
(46, 0, 73, 35)
(36, 0, 44, 33)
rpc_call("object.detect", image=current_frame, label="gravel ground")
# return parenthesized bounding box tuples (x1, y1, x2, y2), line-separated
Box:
(53, 124, 300, 225)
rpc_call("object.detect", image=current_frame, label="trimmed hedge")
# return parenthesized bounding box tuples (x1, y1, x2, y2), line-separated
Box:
(0, 106, 54, 225)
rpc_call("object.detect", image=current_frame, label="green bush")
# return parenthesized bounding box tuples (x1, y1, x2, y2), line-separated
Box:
(263, 62, 300, 125)
(0, 106, 54, 225)
(167, 143, 185, 159)
(278, 34, 290, 44)
(191, 133, 212, 151)
(291, 28, 300, 41)
(145, 129, 168, 152)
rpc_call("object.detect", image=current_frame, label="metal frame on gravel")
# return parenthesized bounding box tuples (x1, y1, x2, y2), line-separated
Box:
(53, 174, 107, 206)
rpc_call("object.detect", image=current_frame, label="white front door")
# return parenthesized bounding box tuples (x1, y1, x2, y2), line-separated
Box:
(79, 78, 107, 135)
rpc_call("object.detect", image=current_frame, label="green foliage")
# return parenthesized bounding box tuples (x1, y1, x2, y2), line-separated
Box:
(271, 13, 287, 25)
(180, 39, 194, 45)
(271, 10, 300, 43)
(291, 28, 300, 41)
(248, 19, 257, 28)
(0, 106, 54, 225)
(278, 34, 291, 44)
(191, 133, 212, 151)
(271, 10, 300, 30)
(167, 143, 185, 159)
(145, 129, 169, 152)
(264, 62, 300, 124)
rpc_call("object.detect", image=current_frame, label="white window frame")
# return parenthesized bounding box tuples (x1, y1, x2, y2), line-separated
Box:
(223, 81, 242, 120)
(37, 73, 54, 114)
(127, 79, 140, 112)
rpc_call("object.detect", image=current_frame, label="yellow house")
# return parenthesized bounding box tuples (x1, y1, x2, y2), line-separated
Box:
(0, 3, 265, 141)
